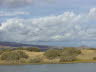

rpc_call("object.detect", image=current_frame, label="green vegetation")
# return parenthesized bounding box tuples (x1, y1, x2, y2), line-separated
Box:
(0, 47, 96, 64)
(1, 51, 28, 61)
(87, 48, 96, 50)
(0, 51, 4, 55)
(29, 57, 42, 63)
(62, 47, 81, 55)
(44, 49, 61, 59)
(93, 57, 96, 60)
(2, 49, 13, 52)
(44, 48, 81, 62)
(26, 47, 40, 52)
(60, 56, 76, 62)
(59, 48, 81, 62)
(15, 47, 41, 52)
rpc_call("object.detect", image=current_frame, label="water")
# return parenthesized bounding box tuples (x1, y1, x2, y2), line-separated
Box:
(0, 63, 96, 72)
(30, 41, 96, 48)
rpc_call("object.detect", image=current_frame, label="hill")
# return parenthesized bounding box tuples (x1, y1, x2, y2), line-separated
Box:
(0, 41, 51, 51)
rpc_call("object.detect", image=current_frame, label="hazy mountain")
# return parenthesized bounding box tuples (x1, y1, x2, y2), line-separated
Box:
(0, 41, 51, 49)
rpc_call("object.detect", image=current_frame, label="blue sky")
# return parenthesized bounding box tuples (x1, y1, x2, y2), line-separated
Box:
(0, 0, 96, 17)
(0, 0, 96, 47)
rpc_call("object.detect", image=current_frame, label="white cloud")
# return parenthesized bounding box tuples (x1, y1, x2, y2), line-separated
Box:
(0, 8, 96, 42)
(0, 11, 30, 16)
(0, 0, 33, 8)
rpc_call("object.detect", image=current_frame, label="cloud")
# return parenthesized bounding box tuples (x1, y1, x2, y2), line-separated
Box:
(0, 8, 96, 43)
(0, 0, 96, 9)
(0, 11, 30, 17)
(0, 0, 33, 8)
(0, 0, 53, 8)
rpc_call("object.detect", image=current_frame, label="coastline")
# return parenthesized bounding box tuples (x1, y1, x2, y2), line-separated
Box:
(0, 60, 96, 65)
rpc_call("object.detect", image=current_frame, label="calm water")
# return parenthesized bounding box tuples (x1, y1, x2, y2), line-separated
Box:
(0, 63, 96, 72)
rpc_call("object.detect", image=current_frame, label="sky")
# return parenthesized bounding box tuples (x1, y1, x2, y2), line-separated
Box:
(0, 0, 96, 47)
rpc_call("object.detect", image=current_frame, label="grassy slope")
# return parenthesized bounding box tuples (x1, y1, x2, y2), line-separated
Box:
(77, 49, 96, 60)
(18, 49, 96, 64)
(24, 50, 60, 63)
(0, 49, 96, 64)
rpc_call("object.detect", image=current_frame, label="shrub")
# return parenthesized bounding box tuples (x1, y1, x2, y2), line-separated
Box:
(59, 48, 80, 62)
(1, 52, 20, 60)
(16, 51, 28, 59)
(29, 57, 42, 63)
(44, 49, 61, 59)
(26, 47, 40, 52)
(88, 48, 96, 50)
(2, 49, 13, 52)
(93, 57, 96, 60)
(16, 47, 25, 50)
(1, 51, 28, 61)
(62, 48, 81, 56)
(60, 56, 76, 62)
(19, 58, 28, 63)
(0, 51, 4, 55)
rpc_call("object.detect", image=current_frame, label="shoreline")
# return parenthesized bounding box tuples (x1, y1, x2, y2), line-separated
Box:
(0, 60, 96, 65)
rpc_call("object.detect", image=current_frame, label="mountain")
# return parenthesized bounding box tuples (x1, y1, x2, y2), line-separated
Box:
(0, 41, 52, 51)
(0, 41, 72, 51)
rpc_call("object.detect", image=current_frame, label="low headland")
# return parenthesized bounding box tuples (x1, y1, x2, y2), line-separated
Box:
(0, 45, 96, 65)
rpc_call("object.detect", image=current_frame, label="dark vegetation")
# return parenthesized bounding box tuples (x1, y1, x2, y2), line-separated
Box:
(22, 47, 40, 52)
(88, 48, 96, 50)
(60, 48, 81, 62)
(29, 57, 42, 63)
(44, 49, 61, 59)
(93, 57, 96, 60)
(0, 47, 82, 64)
(1, 51, 28, 61)
(44, 48, 81, 62)
(0, 47, 41, 52)
(1, 42, 96, 64)
(0, 45, 96, 64)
